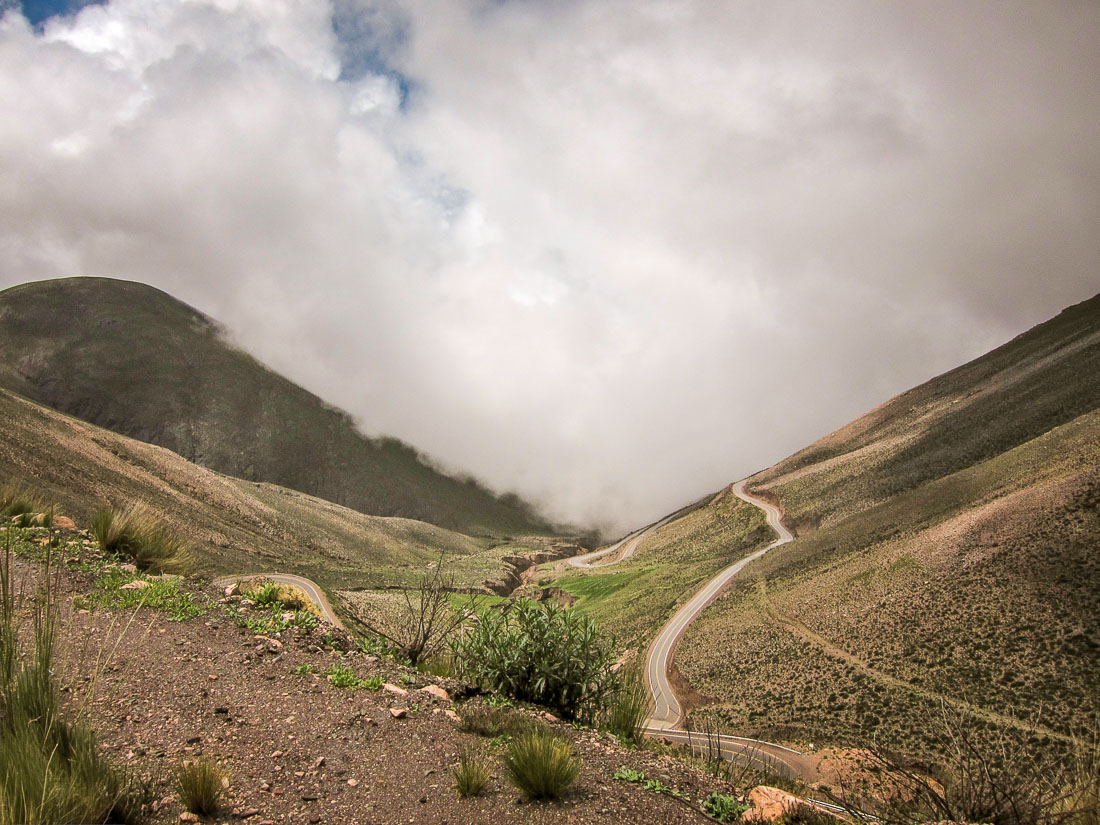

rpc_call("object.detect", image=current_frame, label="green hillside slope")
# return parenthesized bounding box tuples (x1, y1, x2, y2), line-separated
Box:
(673, 293, 1100, 756)
(0, 277, 549, 537)
(0, 388, 555, 594)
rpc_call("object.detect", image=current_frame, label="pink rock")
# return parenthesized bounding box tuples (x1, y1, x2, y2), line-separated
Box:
(389, 708, 408, 719)
(382, 683, 408, 697)
(417, 685, 450, 702)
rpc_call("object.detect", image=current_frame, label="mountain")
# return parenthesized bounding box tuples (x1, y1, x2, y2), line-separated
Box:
(673, 293, 1100, 754)
(539, 292, 1100, 760)
(0, 386, 564, 593)
(0, 277, 550, 537)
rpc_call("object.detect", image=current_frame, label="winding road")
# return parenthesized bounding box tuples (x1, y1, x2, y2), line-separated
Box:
(566, 513, 678, 568)
(212, 573, 346, 631)
(212, 481, 815, 779)
(637, 479, 815, 780)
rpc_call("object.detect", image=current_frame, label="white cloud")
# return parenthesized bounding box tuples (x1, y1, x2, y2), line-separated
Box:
(1, 0, 1098, 532)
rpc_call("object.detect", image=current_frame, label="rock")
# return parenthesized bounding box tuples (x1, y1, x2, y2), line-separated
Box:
(240, 808, 260, 818)
(444, 709, 461, 723)
(744, 786, 825, 822)
(52, 515, 77, 529)
(224, 582, 241, 597)
(389, 707, 408, 719)
(347, 779, 359, 787)
(382, 683, 408, 697)
(240, 598, 256, 607)
(179, 813, 200, 823)
(540, 711, 559, 723)
(119, 563, 138, 573)
(254, 636, 283, 652)
(418, 685, 450, 702)
(312, 756, 326, 770)
(120, 580, 151, 590)
(281, 611, 296, 623)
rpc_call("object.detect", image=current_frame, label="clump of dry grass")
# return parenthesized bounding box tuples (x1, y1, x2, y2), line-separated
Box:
(90, 505, 192, 574)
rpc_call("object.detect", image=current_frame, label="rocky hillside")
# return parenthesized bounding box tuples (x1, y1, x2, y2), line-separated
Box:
(0, 277, 550, 538)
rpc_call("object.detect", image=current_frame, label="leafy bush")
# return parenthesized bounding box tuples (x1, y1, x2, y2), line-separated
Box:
(704, 792, 750, 822)
(605, 665, 649, 746)
(453, 747, 491, 798)
(90, 505, 191, 574)
(504, 730, 580, 800)
(451, 599, 617, 722)
(327, 664, 365, 689)
(175, 758, 226, 816)
(363, 675, 384, 691)
(250, 581, 282, 606)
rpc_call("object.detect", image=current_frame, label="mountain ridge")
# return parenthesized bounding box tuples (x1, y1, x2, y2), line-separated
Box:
(0, 276, 551, 538)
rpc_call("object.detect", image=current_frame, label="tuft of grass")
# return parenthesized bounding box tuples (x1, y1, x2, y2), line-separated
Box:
(458, 705, 542, 741)
(174, 758, 226, 816)
(0, 535, 146, 824)
(90, 505, 192, 574)
(605, 665, 649, 747)
(291, 663, 318, 675)
(0, 484, 42, 520)
(503, 730, 580, 801)
(453, 746, 491, 798)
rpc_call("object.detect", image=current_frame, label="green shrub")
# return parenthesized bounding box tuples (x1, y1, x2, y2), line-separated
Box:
(451, 599, 617, 722)
(90, 505, 191, 574)
(327, 664, 364, 689)
(613, 766, 646, 782)
(605, 665, 649, 746)
(90, 570, 206, 622)
(704, 792, 750, 822)
(503, 730, 580, 800)
(250, 581, 282, 606)
(174, 758, 226, 816)
(363, 675, 384, 691)
(453, 746, 491, 798)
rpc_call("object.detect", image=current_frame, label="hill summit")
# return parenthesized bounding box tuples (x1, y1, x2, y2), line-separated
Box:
(0, 277, 549, 537)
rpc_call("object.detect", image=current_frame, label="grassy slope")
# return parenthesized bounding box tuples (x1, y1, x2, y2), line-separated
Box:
(533, 490, 771, 652)
(0, 277, 549, 537)
(674, 293, 1100, 755)
(0, 388, 551, 592)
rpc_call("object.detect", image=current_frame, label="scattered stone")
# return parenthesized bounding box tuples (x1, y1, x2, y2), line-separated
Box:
(214, 707, 229, 715)
(744, 786, 828, 822)
(208, 674, 218, 681)
(239, 808, 260, 819)
(540, 711, 559, 723)
(347, 779, 359, 787)
(444, 709, 461, 723)
(52, 515, 77, 529)
(311, 756, 326, 770)
(224, 582, 241, 597)
(179, 813, 199, 823)
(418, 685, 449, 702)
(120, 580, 151, 590)
(382, 683, 408, 697)
(300, 792, 319, 801)
(389, 707, 408, 719)
(186, 736, 202, 745)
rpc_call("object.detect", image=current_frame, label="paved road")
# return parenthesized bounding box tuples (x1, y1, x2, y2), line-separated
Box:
(212, 573, 346, 631)
(566, 513, 678, 568)
(638, 480, 814, 780)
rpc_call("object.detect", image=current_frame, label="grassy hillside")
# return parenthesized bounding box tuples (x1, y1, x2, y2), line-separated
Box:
(0, 388, 558, 594)
(673, 293, 1100, 757)
(0, 277, 550, 537)
(531, 491, 770, 652)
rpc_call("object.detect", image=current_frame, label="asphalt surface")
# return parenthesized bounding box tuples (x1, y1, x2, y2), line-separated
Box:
(633, 480, 814, 780)
(212, 572, 346, 630)
(566, 513, 678, 568)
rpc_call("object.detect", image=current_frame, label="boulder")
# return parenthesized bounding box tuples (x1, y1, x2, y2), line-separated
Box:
(120, 580, 152, 590)
(744, 786, 838, 822)
(52, 516, 77, 529)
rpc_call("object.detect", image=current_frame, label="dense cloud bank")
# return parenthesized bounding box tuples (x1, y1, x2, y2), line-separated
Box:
(2, 0, 1098, 532)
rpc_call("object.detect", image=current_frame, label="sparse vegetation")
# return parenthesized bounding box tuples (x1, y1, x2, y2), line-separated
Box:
(828, 709, 1100, 825)
(326, 663, 367, 689)
(503, 729, 580, 800)
(703, 791, 750, 822)
(458, 705, 542, 741)
(90, 568, 207, 622)
(0, 538, 144, 824)
(90, 505, 191, 574)
(175, 758, 226, 816)
(453, 746, 491, 798)
(451, 598, 617, 722)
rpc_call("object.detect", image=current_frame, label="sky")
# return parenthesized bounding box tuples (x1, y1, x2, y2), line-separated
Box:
(2, 0, 1098, 533)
